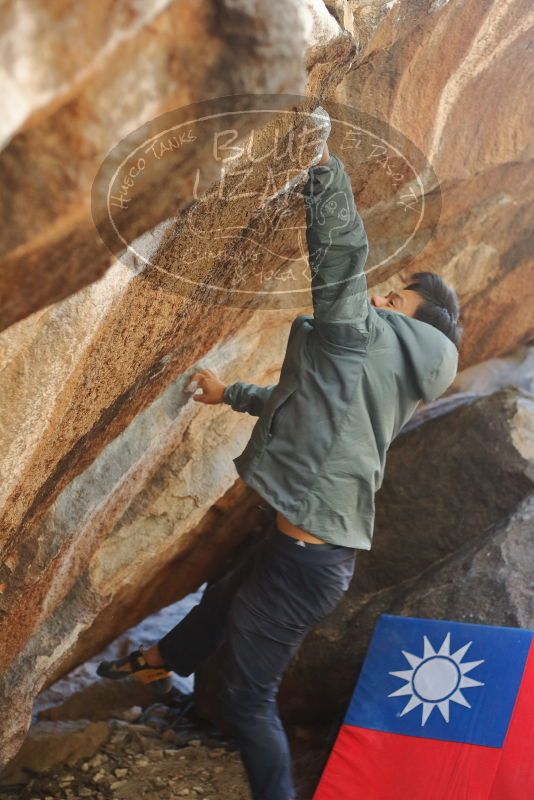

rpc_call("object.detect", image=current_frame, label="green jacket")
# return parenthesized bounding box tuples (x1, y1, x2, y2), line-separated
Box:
(223, 153, 458, 548)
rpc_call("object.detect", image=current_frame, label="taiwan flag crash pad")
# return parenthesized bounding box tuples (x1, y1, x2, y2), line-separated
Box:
(313, 614, 534, 800)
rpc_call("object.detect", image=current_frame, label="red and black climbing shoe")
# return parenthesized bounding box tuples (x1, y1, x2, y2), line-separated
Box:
(96, 647, 173, 695)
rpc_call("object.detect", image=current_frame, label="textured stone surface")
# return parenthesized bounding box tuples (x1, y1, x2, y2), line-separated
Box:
(0, 0, 350, 329)
(354, 387, 534, 596)
(37, 680, 164, 725)
(0, 720, 111, 785)
(0, 2, 358, 763)
(338, 0, 534, 369)
(0, 309, 289, 765)
(277, 493, 534, 722)
(0, 306, 287, 646)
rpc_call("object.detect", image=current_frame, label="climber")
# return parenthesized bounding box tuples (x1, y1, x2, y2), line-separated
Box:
(97, 110, 462, 800)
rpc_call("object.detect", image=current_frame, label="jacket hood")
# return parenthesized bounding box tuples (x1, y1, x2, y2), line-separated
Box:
(373, 307, 459, 403)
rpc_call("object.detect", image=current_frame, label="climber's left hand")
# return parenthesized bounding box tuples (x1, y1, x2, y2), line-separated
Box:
(189, 368, 226, 404)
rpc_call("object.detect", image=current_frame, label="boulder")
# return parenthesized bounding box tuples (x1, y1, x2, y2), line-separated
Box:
(339, 0, 534, 368)
(0, 2, 357, 761)
(355, 387, 534, 596)
(0, 0, 350, 329)
(37, 679, 162, 725)
(0, 720, 110, 785)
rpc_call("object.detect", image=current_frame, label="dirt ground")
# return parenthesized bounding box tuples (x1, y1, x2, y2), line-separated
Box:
(0, 690, 334, 800)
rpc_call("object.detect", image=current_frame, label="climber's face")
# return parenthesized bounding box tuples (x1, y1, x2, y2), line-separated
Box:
(370, 288, 423, 318)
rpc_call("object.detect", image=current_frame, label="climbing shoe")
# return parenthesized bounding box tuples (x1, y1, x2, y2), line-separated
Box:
(96, 646, 173, 695)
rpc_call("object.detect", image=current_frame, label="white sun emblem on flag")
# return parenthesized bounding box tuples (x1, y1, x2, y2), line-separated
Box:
(388, 633, 484, 726)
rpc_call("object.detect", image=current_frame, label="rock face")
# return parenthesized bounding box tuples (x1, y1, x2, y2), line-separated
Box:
(0, 720, 111, 786)
(338, 0, 534, 369)
(0, 0, 356, 765)
(0, 0, 532, 768)
(0, 0, 348, 329)
(354, 387, 534, 596)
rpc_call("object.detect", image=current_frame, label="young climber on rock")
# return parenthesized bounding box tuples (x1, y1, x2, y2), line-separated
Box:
(97, 108, 462, 800)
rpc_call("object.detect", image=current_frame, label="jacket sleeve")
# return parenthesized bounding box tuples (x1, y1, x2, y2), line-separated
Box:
(222, 382, 276, 416)
(303, 153, 370, 338)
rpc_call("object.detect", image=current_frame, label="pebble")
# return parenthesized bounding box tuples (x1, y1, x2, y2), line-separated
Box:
(81, 762, 90, 772)
(188, 739, 201, 747)
(136, 757, 149, 767)
(178, 790, 190, 797)
(161, 728, 180, 743)
(112, 720, 155, 735)
(79, 790, 92, 797)
(92, 770, 106, 783)
(208, 748, 225, 758)
(112, 705, 143, 722)
(146, 748, 164, 760)
(110, 780, 126, 790)
(114, 768, 129, 778)
(89, 753, 108, 767)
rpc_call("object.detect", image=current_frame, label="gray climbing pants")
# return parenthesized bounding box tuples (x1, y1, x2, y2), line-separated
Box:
(158, 523, 357, 800)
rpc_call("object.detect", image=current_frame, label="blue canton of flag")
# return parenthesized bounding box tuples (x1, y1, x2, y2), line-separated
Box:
(344, 615, 533, 748)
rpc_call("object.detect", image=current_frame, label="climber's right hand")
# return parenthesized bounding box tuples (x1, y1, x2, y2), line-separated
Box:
(309, 106, 332, 166)
(189, 368, 226, 404)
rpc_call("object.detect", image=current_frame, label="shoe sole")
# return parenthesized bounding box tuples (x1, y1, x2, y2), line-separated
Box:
(96, 661, 172, 689)
(132, 667, 173, 684)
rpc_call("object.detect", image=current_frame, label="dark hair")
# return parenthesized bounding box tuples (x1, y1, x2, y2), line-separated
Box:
(404, 271, 463, 349)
